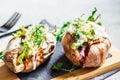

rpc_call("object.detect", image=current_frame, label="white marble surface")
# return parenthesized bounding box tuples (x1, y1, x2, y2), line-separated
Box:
(0, 0, 120, 79)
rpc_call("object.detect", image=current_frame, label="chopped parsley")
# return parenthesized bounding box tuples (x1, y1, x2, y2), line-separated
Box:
(87, 8, 102, 26)
(89, 29, 95, 35)
(87, 8, 97, 22)
(54, 21, 70, 41)
(52, 62, 78, 72)
(13, 24, 47, 64)
(52, 62, 63, 70)
(0, 51, 3, 59)
(30, 25, 45, 46)
(97, 22, 102, 26)
(71, 40, 84, 49)
(18, 41, 30, 64)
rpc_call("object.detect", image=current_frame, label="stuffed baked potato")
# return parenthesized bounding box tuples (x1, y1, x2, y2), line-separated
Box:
(62, 18, 111, 67)
(4, 24, 56, 73)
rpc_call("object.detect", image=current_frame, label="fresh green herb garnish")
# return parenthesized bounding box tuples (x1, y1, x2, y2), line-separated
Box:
(16, 24, 47, 64)
(53, 8, 102, 42)
(81, 31, 88, 35)
(52, 62, 63, 70)
(89, 29, 95, 35)
(97, 22, 102, 26)
(18, 41, 30, 64)
(52, 62, 78, 72)
(70, 8, 104, 50)
(71, 44, 78, 50)
(0, 51, 3, 59)
(31, 25, 45, 46)
(71, 40, 84, 49)
(87, 8, 102, 26)
(75, 34, 79, 41)
(89, 36, 95, 41)
(71, 17, 96, 49)
(87, 8, 97, 22)
(54, 22, 70, 41)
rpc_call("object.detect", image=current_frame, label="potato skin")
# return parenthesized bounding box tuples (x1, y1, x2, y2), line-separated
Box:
(62, 33, 82, 66)
(4, 48, 24, 73)
(4, 33, 56, 73)
(4, 48, 44, 73)
(62, 32, 111, 67)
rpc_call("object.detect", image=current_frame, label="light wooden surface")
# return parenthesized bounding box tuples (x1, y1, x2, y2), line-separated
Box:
(52, 47, 120, 80)
(0, 60, 20, 80)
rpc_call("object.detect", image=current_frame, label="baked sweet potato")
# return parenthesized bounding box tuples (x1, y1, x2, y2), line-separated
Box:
(62, 20, 111, 67)
(4, 24, 56, 73)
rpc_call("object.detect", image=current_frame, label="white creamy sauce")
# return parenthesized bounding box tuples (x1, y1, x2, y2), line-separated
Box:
(78, 32, 88, 42)
(42, 33, 56, 54)
(67, 24, 75, 34)
(46, 33, 56, 43)
(42, 41, 49, 54)
(67, 21, 109, 43)
(89, 22, 109, 38)
(67, 24, 88, 42)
